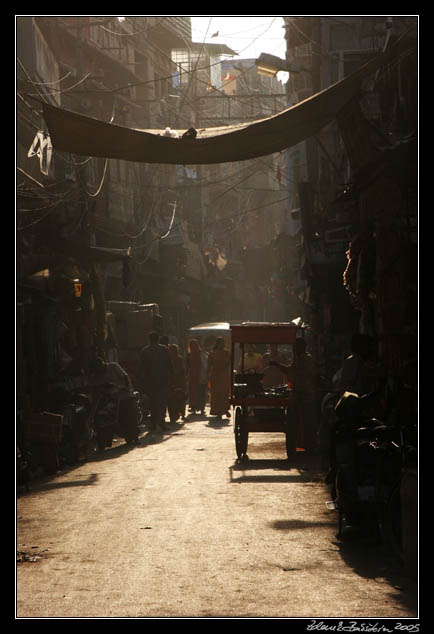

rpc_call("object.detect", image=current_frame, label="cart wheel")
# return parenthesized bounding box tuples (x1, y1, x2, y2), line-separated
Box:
(234, 407, 248, 460)
(337, 509, 344, 539)
(284, 409, 297, 459)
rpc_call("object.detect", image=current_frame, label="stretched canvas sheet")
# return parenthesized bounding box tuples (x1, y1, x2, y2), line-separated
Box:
(41, 31, 415, 166)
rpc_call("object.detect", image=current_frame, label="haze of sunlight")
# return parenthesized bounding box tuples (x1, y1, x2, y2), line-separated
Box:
(190, 16, 288, 82)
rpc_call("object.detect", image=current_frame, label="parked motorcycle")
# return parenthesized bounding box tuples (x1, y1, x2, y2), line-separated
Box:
(373, 378, 418, 561)
(319, 368, 342, 470)
(328, 388, 388, 539)
(93, 384, 142, 451)
(48, 388, 96, 466)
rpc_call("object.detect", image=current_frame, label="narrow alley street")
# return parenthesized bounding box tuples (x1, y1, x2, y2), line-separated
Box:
(16, 413, 418, 620)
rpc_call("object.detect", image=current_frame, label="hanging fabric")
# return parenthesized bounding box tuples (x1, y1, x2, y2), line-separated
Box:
(40, 30, 416, 166)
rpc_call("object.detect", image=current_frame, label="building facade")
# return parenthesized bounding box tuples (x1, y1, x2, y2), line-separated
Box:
(17, 16, 417, 411)
(17, 16, 289, 412)
(280, 16, 418, 376)
(17, 16, 195, 410)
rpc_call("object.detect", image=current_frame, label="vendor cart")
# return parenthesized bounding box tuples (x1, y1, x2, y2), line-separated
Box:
(230, 322, 303, 461)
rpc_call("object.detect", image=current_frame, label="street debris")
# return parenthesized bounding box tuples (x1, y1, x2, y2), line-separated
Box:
(17, 546, 50, 562)
(17, 550, 41, 563)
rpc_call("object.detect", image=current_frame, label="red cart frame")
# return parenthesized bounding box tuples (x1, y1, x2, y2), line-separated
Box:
(230, 322, 302, 461)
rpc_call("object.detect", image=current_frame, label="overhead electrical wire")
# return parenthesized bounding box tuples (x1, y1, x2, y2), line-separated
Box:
(18, 73, 297, 241)
(22, 71, 92, 98)
(73, 103, 116, 198)
(18, 15, 414, 255)
(42, 16, 286, 117)
(17, 58, 114, 238)
(158, 201, 178, 240)
(99, 16, 168, 37)
(17, 18, 295, 247)
(96, 167, 174, 241)
(217, 189, 254, 237)
(130, 200, 179, 265)
(130, 190, 290, 264)
(21, 70, 72, 85)
(17, 18, 283, 251)
(139, 21, 286, 116)
(192, 18, 279, 39)
(128, 20, 287, 116)
(17, 59, 115, 218)
(204, 194, 291, 240)
(16, 187, 81, 229)
(172, 16, 213, 128)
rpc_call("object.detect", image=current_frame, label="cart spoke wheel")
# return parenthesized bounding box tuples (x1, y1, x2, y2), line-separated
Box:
(234, 408, 248, 460)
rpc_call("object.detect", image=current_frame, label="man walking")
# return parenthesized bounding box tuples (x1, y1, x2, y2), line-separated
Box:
(138, 332, 173, 434)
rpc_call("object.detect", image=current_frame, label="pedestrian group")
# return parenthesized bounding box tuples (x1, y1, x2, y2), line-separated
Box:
(112, 328, 388, 464)
(137, 332, 232, 435)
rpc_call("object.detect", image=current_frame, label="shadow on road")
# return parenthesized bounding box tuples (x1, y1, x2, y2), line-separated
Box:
(271, 518, 336, 530)
(17, 437, 142, 496)
(205, 418, 232, 429)
(332, 529, 418, 614)
(229, 457, 324, 484)
(19, 472, 99, 494)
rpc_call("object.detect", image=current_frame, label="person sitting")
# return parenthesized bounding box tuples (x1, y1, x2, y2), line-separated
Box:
(240, 344, 262, 372)
(262, 344, 288, 388)
(88, 356, 133, 394)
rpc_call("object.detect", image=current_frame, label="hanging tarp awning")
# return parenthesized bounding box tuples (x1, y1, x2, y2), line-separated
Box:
(41, 31, 416, 166)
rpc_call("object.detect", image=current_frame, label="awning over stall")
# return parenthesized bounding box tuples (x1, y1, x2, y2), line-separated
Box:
(40, 30, 415, 166)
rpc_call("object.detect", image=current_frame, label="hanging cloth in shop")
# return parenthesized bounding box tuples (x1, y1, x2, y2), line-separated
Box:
(40, 30, 415, 166)
(27, 130, 53, 175)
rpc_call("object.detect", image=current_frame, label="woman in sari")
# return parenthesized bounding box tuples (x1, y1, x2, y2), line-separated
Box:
(187, 339, 206, 415)
(167, 344, 186, 423)
(208, 337, 231, 420)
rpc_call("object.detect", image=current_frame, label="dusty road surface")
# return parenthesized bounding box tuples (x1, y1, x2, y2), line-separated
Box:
(16, 412, 418, 619)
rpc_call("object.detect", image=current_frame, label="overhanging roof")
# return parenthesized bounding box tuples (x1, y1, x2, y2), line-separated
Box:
(189, 41, 237, 56)
(17, 242, 131, 280)
(40, 31, 416, 166)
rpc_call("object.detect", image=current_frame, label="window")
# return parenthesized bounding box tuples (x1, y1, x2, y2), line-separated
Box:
(172, 49, 192, 86)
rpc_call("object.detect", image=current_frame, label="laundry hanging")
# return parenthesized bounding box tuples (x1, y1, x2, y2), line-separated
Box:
(41, 30, 415, 166)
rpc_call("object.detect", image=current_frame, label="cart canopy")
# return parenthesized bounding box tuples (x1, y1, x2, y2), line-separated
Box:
(187, 322, 231, 349)
(230, 322, 301, 344)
